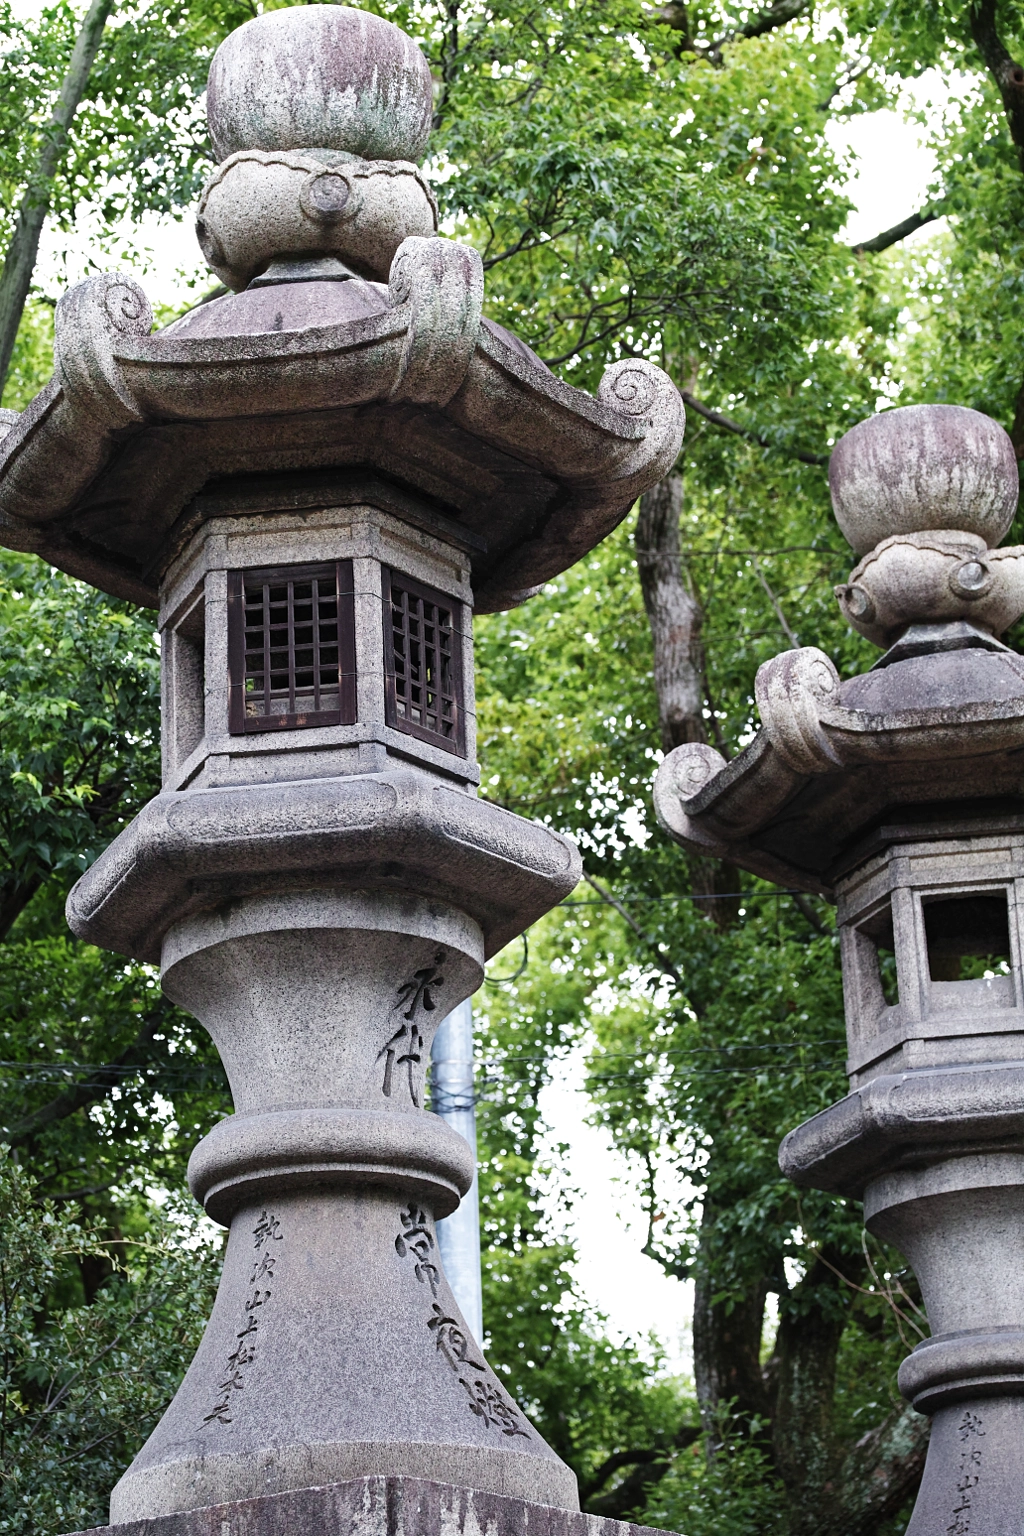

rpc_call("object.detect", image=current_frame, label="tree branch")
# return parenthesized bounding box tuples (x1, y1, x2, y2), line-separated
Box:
(0, 0, 114, 393)
(731, 0, 813, 44)
(681, 390, 829, 466)
(851, 205, 944, 254)
(581, 872, 684, 989)
(2, 1017, 163, 1147)
(970, 0, 1024, 173)
(792, 891, 826, 933)
(655, 0, 812, 59)
(750, 554, 800, 649)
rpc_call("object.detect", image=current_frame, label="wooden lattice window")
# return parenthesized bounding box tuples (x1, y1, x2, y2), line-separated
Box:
(383, 568, 465, 756)
(227, 562, 356, 733)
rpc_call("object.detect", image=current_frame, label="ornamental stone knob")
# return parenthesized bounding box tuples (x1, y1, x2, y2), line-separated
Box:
(829, 403, 1024, 648)
(829, 403, 1019, 557)
(206, 4, 434, 165)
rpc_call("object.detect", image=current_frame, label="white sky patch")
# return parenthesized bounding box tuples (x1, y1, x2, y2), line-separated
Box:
(826, 70, 948, 248)
(536, 1043, 694, 1378)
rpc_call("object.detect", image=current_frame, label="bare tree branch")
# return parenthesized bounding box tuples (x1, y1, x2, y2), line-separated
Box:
(581, 872, 684, 989)
(852, 205, 944, 254)
(682, 390, 829, 466)
(751, 554, 800, 649)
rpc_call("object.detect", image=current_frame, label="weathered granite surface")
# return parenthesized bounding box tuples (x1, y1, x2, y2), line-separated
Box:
(64, 1476, 666, 1536)
(654, 403, 1024, 1536)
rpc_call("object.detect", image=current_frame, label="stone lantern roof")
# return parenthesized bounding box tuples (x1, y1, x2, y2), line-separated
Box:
(0, 4, 681, 613)
(654, 403, 1024, 898)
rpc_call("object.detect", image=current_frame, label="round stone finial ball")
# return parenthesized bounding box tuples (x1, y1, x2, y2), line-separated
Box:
(206, 5, 434, 165)
(829, 403, 1019, 556)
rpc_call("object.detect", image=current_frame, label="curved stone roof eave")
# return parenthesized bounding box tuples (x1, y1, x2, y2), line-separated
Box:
(0, 238, 684, 611)
(653, 644, 1024, 897)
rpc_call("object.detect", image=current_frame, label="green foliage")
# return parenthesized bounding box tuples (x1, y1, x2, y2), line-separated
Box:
(1, 301, 53, 413)
(643, 1408, 784, 1536)
(0, 551, 161, 906)
(0, 548, 229, 1201)
(0, 1155, 219, 1536)
(473, 916, 692, 1500)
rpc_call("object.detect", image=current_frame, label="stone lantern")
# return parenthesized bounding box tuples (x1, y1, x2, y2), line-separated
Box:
(0, 8, 683, 1535)
(654, 402, 1024, 1536)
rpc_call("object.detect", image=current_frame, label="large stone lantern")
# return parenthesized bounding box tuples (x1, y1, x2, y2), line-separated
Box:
(0, 8, 683, 1535)
(654, 403, 1024, 1536)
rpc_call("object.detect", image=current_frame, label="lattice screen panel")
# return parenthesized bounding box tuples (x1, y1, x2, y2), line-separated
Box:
(383, 568, 465, 756)
(228, 562, 356, 733)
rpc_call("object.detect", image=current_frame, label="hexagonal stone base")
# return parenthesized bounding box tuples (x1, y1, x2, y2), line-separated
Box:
(62, 1476, 672, 1536)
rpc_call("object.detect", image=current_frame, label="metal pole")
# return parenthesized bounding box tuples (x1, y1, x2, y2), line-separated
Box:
(430, 997, 484, 1342)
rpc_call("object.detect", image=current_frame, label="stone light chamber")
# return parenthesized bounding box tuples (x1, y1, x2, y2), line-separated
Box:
(0, 8, 683, 1536)
(655, 402, 1024, 1536)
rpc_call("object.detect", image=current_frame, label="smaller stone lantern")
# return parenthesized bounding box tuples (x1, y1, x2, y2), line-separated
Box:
(654, 403, 1024, 1536)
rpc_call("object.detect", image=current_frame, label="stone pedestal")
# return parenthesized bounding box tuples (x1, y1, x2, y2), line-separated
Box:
(65, 1476, 663, 1536)
(102, 890, 573, 1521)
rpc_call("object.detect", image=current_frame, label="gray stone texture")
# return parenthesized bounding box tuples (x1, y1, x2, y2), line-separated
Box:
(653, 403, 1024, 1533)
(829, 402, 1019, 556)
(65, 1476, 667, 1536)
(0, 6, 688, 1530)
(206, 8, 435, 165)
(109, 1194, 574, 1521)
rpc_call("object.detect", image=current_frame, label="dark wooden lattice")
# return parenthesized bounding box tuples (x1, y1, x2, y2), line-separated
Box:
(383, 568, 465, 756)
(228, 562, 356, 733)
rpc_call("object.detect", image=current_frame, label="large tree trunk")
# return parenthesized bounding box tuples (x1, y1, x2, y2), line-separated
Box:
(0, 0, 113, 394)
(769, 1253, 852, 1511)
(772, 1255, 928, 1535)
(636, 471, 740, 927)
(692, 1206, 769, 1448)
(635, 472, 705, 753)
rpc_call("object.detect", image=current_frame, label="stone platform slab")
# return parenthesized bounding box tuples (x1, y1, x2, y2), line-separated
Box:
(63, 1477, 669, 1536)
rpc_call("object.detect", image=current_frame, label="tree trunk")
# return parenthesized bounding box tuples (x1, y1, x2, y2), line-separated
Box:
(635, 472, 705, 754)
(0, 0, 113, 395)
(769, 1254, 851, 1510)
(814, 1401, 928, 1536)
(691, 1204, 769, 1449)
(967, 2, 1024, 456)
(636, 471, 740, 927)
